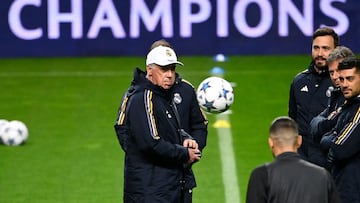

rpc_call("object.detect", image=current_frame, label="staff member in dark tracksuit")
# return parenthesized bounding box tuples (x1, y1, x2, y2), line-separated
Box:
(246, 116, 340, 203)
(310, 46, 354, 143)
(114, 42, 208, 203)
(288, 27, 339, 167)
(321, 58, 360, 203)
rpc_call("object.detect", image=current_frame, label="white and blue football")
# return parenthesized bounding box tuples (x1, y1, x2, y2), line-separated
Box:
(0, 120, 28, 146)
(196, 76, 234, 113)
(0, 119, 9, 144)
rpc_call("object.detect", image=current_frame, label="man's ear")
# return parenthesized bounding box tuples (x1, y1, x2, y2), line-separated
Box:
(268, 137, 274, 149)
(296, 135, 302, 148)
(146, 65, 152, 76)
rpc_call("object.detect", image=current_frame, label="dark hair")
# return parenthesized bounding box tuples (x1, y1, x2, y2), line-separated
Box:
(338, 58, 360, 72)
(269, 116, 298, 135)
(312, 27, 339, 47)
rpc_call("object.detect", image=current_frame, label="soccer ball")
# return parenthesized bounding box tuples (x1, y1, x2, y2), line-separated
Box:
(0, 120, 29, 146)
(0, 119, 9, 131)
(196, 76, 234, 113)
(0, 119, 9, 144)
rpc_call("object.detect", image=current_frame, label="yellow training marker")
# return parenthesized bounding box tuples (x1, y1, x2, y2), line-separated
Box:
(212, 119, 231, 128)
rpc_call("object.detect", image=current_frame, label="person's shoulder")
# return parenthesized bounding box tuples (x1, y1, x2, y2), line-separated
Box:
(175, 78, 197, 93)
(292, 62, 317, 79)
(251, 163, 268, 175)
(290, 68, 312, 86)
(179, 78, 195, 88)
(128, 87, 148, 103)
(294, 68, 311, 79)
(299, 159, 329, 174)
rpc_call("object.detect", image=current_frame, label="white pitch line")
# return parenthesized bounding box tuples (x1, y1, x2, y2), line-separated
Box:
(215, 112, 240, 203)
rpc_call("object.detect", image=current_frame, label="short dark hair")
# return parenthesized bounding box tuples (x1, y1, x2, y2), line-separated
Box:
(269, 116, 298, 135)
(338, 58, 360, 72)
(312, 27, 339, 47)
(269, 116, 299, 145)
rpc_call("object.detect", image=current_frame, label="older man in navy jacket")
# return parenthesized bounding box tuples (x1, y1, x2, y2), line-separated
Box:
(115, 41, 208, 203)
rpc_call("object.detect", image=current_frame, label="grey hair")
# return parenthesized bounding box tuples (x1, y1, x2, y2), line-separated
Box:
(147, 63, 156, 68)
(327, 46, 355, 64)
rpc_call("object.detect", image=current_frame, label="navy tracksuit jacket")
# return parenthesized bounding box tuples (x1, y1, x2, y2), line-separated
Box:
(115, 68, 208, 203)
(288, 62, 333, 167)
(321, 97, 360, 203)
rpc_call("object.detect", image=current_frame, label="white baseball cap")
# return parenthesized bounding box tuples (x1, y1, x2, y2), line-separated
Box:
(146, 46, 184, 66)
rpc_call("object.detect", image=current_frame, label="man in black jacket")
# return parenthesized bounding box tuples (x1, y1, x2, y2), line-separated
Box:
(310, 46, 354, 143)
(246, 116, 341, 203)
(114, 41, 208, 202)
(320, 58, 360, 203)
(288, 27, 339, 167)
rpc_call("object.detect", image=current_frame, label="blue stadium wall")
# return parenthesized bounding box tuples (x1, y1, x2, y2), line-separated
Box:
(1, 0, 359, 57)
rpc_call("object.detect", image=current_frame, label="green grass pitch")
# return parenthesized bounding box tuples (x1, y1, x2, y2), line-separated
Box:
(0, 55, 308, 202)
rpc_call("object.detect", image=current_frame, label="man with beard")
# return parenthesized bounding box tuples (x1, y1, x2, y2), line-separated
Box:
(320, 58, 360, 203)
(288, 27, 339, 167)
(310, 46, 355, 143)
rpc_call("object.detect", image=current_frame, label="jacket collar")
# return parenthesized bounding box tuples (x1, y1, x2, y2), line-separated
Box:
(275, 152, 300, 160)
(308, 61, 329, 77)
(131, 67, 180, 100)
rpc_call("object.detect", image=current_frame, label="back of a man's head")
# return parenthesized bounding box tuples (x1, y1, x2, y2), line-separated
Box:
(269, 116, 299, 149)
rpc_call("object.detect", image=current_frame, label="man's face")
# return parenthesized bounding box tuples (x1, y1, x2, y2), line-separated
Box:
(146, 64, 176, 89)
(311, 35, 335, 70)
(328, 59, 342, 87)
(339, 68, 360, 99)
